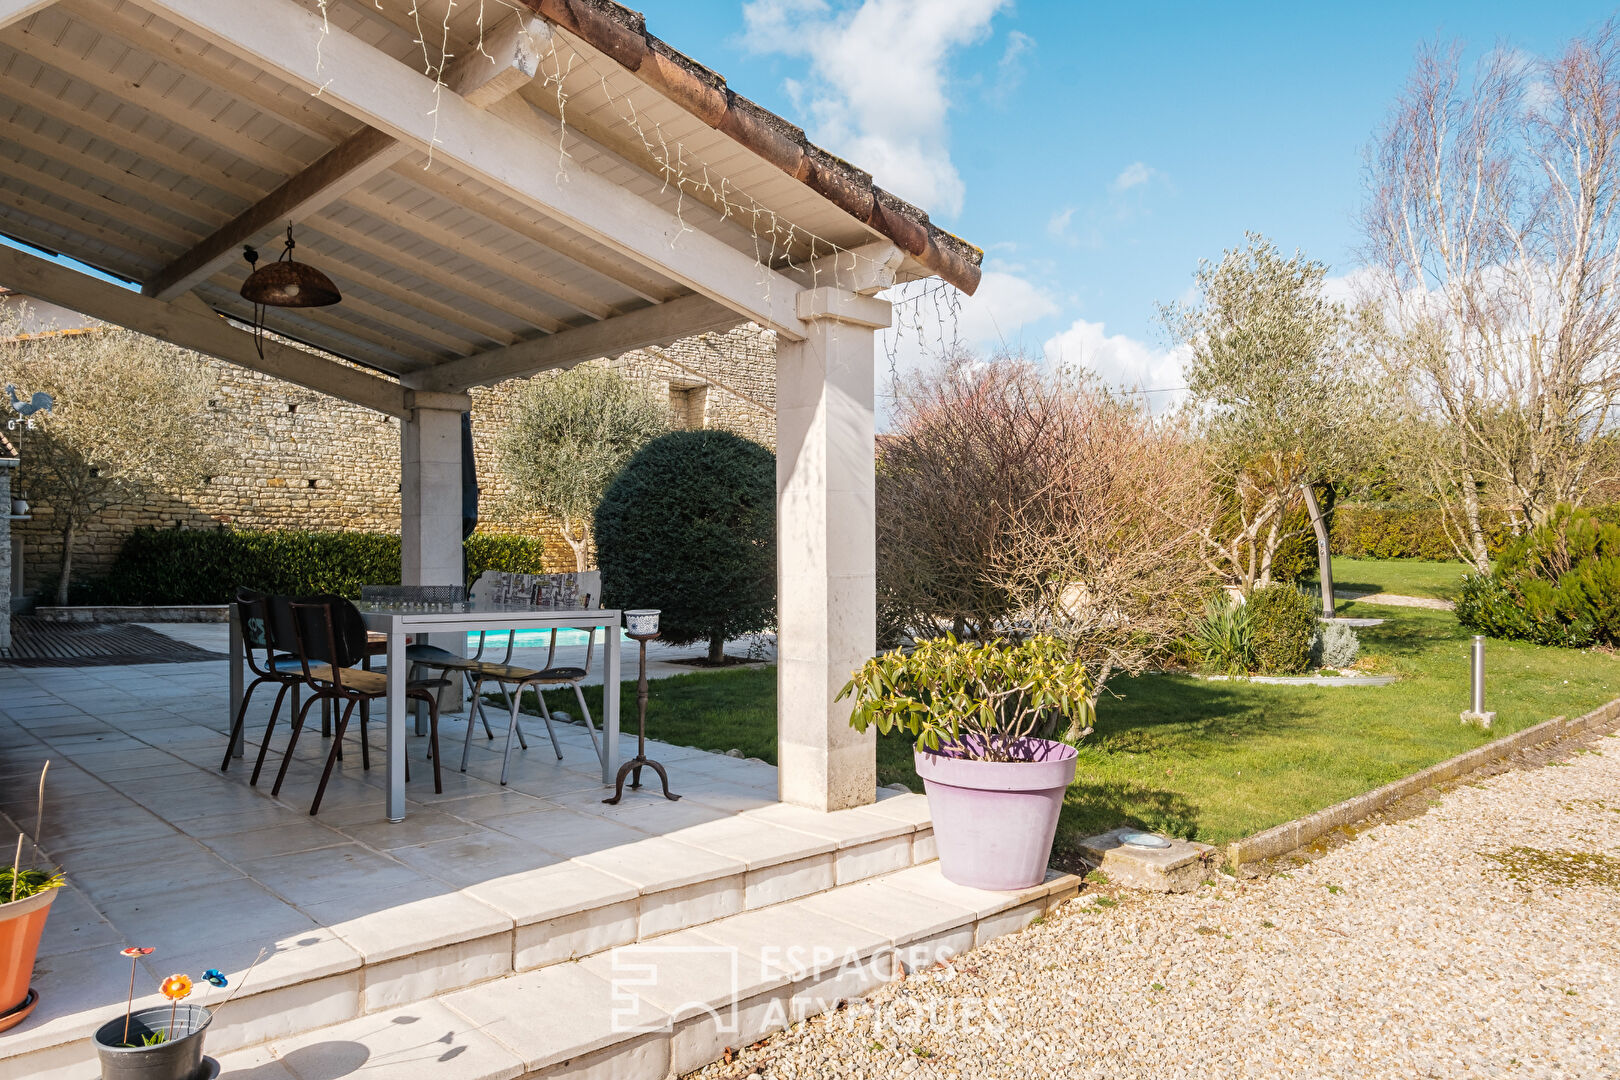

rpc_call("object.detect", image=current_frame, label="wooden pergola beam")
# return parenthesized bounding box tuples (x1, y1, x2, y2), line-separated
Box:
(136, 0, 809, 340)
(416, 293, 744, 392)
(0, 241, 416, 418)
(142, 13, 547, 303)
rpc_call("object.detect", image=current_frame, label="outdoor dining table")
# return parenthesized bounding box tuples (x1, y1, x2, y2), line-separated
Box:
(229, 599, 622, 822)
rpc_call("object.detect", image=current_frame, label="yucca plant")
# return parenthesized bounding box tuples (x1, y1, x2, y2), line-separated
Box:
(1192, 597, 1254, 676)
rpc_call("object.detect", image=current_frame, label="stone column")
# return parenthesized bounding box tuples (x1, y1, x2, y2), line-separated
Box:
(401, 393, 471, 713)
(775, 288, 891, 812)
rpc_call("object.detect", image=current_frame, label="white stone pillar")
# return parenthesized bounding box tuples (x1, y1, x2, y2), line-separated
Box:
(776, 288, 891, 811)
(401, 392, 471, 715)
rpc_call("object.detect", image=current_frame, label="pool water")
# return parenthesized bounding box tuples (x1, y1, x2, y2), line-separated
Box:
(466, 627, 631, 650)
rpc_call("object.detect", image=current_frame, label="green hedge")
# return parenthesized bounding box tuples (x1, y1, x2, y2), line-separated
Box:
(1328, 504, 1520, 561)
(79, 527, 551, 605)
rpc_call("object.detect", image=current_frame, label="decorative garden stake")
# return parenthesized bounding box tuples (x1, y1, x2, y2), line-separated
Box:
(118, 947, 155, 1045)
(160, 973, 192, 1040)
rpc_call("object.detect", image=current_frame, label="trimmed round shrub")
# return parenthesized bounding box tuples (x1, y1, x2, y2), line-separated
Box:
(1457, 504, 1620, 647)
(594, 429, 776, 662)
(1246, 584, 1318, 674)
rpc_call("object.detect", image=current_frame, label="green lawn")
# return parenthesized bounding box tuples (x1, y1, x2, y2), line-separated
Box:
(1311, 555, 1473, 602)
(533, 600, 1619, 852)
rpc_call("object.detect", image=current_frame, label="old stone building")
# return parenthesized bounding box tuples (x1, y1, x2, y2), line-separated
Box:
(0, 292, 778, 597)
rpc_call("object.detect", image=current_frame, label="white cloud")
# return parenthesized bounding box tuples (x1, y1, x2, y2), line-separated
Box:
(741, 0, 1010, 217)
(1110, 161, 1157, 193)
(1046, 207, 1075, 238)
(1042, 317, 1187, 403)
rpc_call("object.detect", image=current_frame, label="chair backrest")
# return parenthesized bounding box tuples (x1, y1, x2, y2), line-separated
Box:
(234, 588, 275, 674)
(476, 571, 598, 608)
(289, 594, 371, 674)
(264, 594, 301, 657)
(360, 584, 465, 605)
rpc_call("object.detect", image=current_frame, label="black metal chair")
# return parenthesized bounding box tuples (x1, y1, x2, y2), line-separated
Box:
(221, 588, 304, 772)
(267, 595, 449, 815)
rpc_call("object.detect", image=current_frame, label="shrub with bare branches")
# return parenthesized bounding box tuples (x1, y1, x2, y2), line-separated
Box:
(877, 356, 1216, 722)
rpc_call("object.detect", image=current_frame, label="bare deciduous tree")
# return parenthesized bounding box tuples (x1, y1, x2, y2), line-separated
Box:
(877, 356, 1216, 721)
(0, 317, 220, 604)
(1361, 30, 1620, 568)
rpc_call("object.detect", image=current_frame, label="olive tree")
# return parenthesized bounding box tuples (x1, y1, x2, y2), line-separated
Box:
(0, 320, 220, 605)
(1162, 233, 1370, 603)
(496, 365, 667, 571)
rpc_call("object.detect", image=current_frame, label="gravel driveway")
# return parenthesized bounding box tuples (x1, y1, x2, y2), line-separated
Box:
(690, 729, 1620, 1080)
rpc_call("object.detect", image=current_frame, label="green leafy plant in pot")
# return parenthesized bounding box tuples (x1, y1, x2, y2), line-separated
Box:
(839, 634, 1093, 891)
(0, 762, 62, 1034)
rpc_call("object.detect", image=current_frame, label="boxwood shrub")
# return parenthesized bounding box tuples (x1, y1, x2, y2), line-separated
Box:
(78, 526, 551, 605)
(1456, 504, 1620, 648)
(1246, 584, 1319, 675)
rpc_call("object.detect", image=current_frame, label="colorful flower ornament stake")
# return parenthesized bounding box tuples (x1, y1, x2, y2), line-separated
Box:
(201, 969, 227, 989)
(117, 947, 155, 1046)
(160, 973, 192, 1044)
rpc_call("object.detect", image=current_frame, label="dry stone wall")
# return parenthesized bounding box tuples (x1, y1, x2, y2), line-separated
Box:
(14, 324, 778, 594)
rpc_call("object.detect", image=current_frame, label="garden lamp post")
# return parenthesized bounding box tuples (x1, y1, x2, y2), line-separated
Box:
(1461, 634, 1496, 729)
(604, 609, 680, 804)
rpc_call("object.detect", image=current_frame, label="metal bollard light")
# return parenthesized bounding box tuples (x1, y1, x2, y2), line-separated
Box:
(1462, 634, 1496, 729)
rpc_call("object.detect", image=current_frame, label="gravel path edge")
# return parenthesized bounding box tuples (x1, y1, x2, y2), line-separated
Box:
(1228, 694, 1620, 866)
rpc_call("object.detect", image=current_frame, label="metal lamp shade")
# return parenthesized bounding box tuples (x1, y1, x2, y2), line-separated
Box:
(240, 259, 341, 308)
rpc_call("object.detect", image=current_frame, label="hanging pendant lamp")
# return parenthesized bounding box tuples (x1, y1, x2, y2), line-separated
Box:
(241, 224, 341, 357)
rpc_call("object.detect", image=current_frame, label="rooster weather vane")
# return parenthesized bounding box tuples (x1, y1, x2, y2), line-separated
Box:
(4, 384, 52, 430)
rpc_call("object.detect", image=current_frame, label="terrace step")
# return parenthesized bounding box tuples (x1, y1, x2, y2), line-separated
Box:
(211, 863, 1079, 1080)
(0, 793, 938, 1080)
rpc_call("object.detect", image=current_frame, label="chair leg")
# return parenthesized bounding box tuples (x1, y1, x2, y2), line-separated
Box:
(573, 681, 604, 767)
(310, 700, 359, 816)
(321, 696, 332, 738)
(359, 698, 371, 771)
(474, 683, 496, 739)
(414, 690, 443, 795)
(250, 682, 299, 787)
(269, 691, 324, 795)
(499, 687, 525, 786)
(222, 676, 266, 771)
(461, 676, 485, 772)
(499, 685, 528, 750)
(532, 685, 564, 760)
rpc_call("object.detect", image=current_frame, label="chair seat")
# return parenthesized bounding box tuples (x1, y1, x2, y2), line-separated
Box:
(407, 643, 478, 669)
(269, 655, 304, 673)
(306, 664, 450, 695)
(468, 660, 588, 683)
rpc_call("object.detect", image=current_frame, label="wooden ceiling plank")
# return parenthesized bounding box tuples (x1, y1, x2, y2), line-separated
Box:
(419, 292, 744, 392)
(0, 120, 226, 230)
(59, 0, 355, 145)
(311, 213, 568, 334)
(0, 177, 180, 253)
(0, 75, 263, 199)
(142, 11, 547, 302)
(397, 159, 679, 306)
(295, 240, 520, 347)
(0, 240, 411, 415)
(343, 188, 615, 320)
(138, 0, 807, 339)
(0, 153, 195, 244)
(4, 21, 310, 175)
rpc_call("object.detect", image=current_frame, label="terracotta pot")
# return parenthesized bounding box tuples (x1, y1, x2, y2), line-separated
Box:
(0, 886, 57, 1031)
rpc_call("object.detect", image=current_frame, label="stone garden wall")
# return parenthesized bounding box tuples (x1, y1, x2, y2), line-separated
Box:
(12, 324, 778, 595)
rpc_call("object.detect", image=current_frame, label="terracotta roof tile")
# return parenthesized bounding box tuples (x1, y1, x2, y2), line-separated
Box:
(519, 0, 984, 295)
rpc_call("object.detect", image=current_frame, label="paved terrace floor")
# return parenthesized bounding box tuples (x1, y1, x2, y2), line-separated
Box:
(0, 631, 943, 1079)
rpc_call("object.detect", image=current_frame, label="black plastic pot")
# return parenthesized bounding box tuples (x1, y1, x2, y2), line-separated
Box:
(94, 1003, 211, 1080)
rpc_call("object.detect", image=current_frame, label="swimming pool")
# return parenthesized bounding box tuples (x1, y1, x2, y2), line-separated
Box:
(465, 627, 631, 650)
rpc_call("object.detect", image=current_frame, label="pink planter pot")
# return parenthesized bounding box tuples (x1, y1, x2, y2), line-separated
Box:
(915, 738, 1077, 891)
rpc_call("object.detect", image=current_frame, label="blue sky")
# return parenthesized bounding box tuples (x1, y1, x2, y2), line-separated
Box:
(632, 0, 1620, 392)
